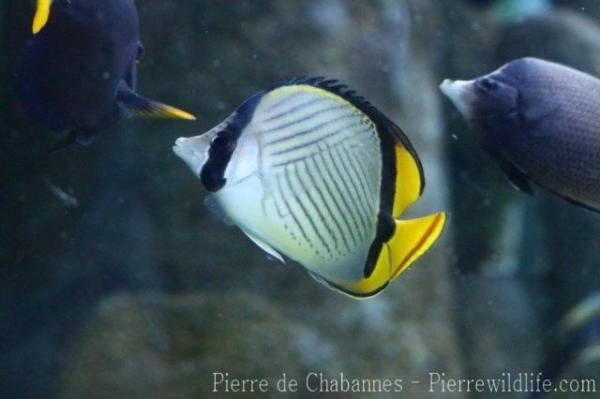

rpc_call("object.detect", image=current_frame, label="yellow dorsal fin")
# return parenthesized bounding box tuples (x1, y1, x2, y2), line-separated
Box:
(33, 0, 52, 34)
(393, 144, 423, 217)
(338, 212, 446, 298)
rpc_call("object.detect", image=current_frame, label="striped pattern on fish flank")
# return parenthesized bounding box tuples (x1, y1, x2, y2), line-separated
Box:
(255, 84, 382, 262)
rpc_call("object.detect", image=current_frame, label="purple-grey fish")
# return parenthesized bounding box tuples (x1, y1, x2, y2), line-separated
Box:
(440, 57, 600, 212)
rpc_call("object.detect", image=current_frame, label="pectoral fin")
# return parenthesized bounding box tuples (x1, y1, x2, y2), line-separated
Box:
(481, 137, 533, 195)
(243, 230, 285, 264)
(117, 84, 196, 121)
(330, 212, 446, 298)
(33, 0, 52, 34)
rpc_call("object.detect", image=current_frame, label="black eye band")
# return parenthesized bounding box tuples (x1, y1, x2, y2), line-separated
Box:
(211, 134, 232, 148)
(201, 129, 238, 192)
(200, 93, 262, 192)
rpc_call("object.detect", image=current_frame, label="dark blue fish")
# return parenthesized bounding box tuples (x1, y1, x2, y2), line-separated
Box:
(19, 0, 195, 148)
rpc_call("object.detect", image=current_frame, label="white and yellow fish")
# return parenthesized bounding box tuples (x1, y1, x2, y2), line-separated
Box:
(173, 77, 446, 298)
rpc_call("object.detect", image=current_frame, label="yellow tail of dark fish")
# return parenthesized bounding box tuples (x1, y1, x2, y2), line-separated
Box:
(117, 85, 197, 121)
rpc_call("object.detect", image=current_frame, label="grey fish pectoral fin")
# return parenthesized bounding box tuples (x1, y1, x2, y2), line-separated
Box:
(496, 154, 534, 195)
(480, 134, 534, 195)
(116, 83, 196, 121)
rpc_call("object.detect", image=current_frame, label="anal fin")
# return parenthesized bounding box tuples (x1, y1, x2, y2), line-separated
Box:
(480, 136, 533, 195)
(493, 151, 533, 195)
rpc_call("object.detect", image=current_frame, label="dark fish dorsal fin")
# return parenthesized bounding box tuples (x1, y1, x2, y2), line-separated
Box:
(272, 77, 425, 194)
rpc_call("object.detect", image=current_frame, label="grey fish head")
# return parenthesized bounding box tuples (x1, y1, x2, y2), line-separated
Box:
(440, 66, 519, 121)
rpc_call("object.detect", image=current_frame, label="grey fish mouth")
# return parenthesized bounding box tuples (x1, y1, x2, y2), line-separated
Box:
(439, 79, 475, 117)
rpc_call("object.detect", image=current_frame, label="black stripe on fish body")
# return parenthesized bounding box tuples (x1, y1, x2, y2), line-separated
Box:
(263, 102, 347, 133)
(320, 146, 366, 243)
(200, 93, 262, 191)
(262, 97, 331, 123)
(276, 171, 315, 250)
(311, 153, 357, 251)
(331, 144, 373, 235)
(268, 119, 361, 157)
(288, 164, 333, 256)
(304, 156, 347, 252)
(363, 125, 402, 278)
(264, 107, 354, 147)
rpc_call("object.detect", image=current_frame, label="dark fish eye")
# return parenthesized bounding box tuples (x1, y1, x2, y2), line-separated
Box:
(211, 134, 231, 148)
(478, 78, 498, 91)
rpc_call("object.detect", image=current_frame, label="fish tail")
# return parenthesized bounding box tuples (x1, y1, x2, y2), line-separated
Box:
(388, 212, 447, 281)
(117, 85, 196, 121)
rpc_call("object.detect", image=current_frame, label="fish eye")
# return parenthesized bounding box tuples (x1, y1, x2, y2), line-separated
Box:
(477, 78, 498, 91)
(211, 134, 232, 148)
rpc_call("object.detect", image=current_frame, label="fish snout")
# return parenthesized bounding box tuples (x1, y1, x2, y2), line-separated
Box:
(439, 79, 476, 117)
(173, 135, 211, 177)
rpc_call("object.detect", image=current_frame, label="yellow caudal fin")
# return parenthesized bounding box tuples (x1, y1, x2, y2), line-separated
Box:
(33, 0, 52, 34)
(388, 212, 446, 281)
(393, 144, 424, 217)
(334, 212, 446, 298)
